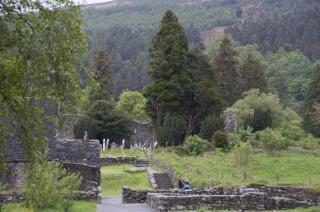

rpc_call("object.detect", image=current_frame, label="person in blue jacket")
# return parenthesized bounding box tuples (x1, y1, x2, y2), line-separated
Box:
(184, 179, 191, 190)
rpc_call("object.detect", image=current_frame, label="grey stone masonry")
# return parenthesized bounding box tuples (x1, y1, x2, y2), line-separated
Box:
(123, 186, 320, 211)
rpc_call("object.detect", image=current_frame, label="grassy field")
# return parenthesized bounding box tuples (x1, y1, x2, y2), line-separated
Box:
(154, 148, 320, 189)
(100, 148, 147, 159)
(2, 201, 97, 212)
(101, 164, 151, 196)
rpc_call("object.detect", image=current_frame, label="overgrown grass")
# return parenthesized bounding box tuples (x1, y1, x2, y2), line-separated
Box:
(2, 201, 97, 212)
(154, 148, 320, 189)
(101, 164, 151, 196)
(100, 148, 147, 159)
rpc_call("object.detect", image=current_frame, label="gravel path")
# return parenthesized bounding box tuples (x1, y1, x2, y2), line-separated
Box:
(96, 196, 155, 212)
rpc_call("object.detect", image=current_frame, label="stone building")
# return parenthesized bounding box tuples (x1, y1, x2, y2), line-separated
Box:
(0, 135, 101, 199)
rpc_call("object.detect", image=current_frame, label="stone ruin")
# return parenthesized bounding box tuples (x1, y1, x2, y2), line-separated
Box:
(123, 186, 320, 211)
(224, 108, 237, 134)
(0, 136, 101, 202)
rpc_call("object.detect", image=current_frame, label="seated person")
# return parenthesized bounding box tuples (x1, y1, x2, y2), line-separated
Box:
(184, 179, 191, 190)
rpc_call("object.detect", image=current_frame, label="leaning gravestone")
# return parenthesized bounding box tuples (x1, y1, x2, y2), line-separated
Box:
(223, 108, 237, 134)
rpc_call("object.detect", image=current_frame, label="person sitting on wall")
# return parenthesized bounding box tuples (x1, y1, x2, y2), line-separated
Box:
(178, 177, 184, 189)
(184, 179, 191, 190)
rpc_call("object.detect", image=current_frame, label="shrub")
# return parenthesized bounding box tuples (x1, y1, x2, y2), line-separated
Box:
(212, 130, 230, 151)
(199, 114, 224, 140)
(244, 108, 272, 132)
(156, 114, 186, 146)
(299, 134, 320, 150)
(258, 128, 291, 156)
(233, 142, 253, 172)
(23, 160, 82, 211)
(184, 135, 208, 156)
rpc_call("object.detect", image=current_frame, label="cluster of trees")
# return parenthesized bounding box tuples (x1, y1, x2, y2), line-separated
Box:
(229, 1, 320, 60)
(81, 0, 238, 97)
(143, 10, 222, 146)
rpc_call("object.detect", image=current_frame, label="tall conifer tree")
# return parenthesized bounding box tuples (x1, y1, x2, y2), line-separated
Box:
(144, 10, 192, 125)
(304, 61, 320, 137)
(240, 54, 268, 93)
(90, 47, 113, 102)
(213, 37, 241, 106)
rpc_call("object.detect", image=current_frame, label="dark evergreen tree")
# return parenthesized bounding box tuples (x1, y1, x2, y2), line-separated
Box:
(213, 36, 241, 106)
(304, 61, 320, 137)
(186, 49, 222, 136)
(144, 10, 192, 126)
(240, 54, 268, 93)
(74, 100, 131, 145)
(244, 108, 272, 132)
(199, 114, 224, 140)
(90, 47, 113, 102)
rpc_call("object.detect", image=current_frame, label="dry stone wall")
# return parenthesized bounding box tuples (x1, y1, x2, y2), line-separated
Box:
(123, 186, 320, 211)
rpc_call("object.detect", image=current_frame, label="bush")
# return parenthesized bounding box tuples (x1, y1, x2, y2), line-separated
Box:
(156, 114, 186, 147)
(199, 114, 224, 140)
(212, 130, 230, 151)
(258, 128, 291, 156)
(23, 160, 82, 211)
(74, 100, 132, 145)
(244, 108, 272, 132)
(299, 134, 320, 150)
(184, 135, 208, 156)
(233, 142, 253, 172)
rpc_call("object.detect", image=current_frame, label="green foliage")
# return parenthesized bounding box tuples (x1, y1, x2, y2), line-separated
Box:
(304, 61, 320, 137)
(262, 49, 312, 109)
(156, 114, 186, 147)
(184, 135, 208, 156)
(230, 3, 320, 60)
(233, 142, 253, 172)
(244, 108, 272, 132)
(89, 47, 113, 102)
(232, 89, 300, 130)
(199, 114, 224, 140)
(74, 100, 131, 145)
(212, 130, 230, 151)
(116, 90, 150, 122)
(144, 10, 191, 126)
(239, 54, 267, 93)
(187, 49, 222, 136)
(23, 160, 81, 211)
(0, 0, 87, 164)
(299, 135, 320, 150)
(213, 36, 241, 106)
(258, 128, 291, 156)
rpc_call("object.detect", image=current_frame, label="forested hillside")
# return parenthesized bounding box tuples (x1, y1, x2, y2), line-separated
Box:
(81, 0, 320, 98)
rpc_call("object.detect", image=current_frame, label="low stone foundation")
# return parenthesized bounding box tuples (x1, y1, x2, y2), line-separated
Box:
(100, 156, 137, 166)
(123, 186, 320, 211)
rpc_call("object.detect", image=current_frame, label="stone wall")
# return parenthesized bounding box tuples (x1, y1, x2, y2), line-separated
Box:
(0, 162, 26, 190)
(1, 139, 101, 200)
(100, 156, 137, 166)
(123, 186, 320, 211)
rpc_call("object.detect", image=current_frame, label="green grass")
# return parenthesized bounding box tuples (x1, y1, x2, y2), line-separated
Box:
(154, 149, 320, 189)
(100, 148, 147, 159)
(101, 164, 152, 196)
(2, 201, 97, 212)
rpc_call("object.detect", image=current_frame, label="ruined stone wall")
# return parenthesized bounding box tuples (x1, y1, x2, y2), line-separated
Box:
(1, 139, 101, 200)
(0, 162, 26, 190)
(123, 186, 320, 211)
